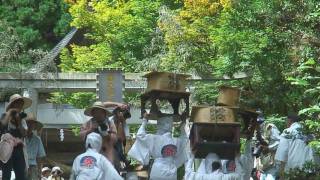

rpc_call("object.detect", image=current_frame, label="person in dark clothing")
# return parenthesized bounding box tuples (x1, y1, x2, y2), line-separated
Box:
(112, 106, 131, 171)
(0, 94, 32, 180)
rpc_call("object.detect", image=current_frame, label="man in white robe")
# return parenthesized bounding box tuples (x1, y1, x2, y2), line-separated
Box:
(70, 132, 122, 180)
(185, 153, 242, 180)
(256, 123, 281, 180)
(128, 115, 188, 180)
(192, 140, 253, 180)
(275, 114, 316, 177)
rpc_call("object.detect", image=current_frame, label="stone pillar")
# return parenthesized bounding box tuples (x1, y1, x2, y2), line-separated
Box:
(23, 88, 38, 115)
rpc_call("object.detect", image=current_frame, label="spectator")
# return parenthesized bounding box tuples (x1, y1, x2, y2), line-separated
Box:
(70, 132, 122, 180)
(48, 166, 64, 180)
(80, 101, 126, 166)
(275, 113, 316, 179)
(111, 105, 131, 171)
(0, 94, 32, 180)
(25, 113, 46, 180)
(256, 123, 281, 180)
(41, 167, 51, 180)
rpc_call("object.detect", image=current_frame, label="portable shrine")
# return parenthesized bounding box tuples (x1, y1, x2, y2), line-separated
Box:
(217, 86, 241, 108)
(189, 105, 240, 159)
(141, 71, 190, 121)
(190, 105, 237, 124)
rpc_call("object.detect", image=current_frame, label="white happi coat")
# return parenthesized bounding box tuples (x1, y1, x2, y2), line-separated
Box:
(275, 122, 316, 171)
(264, 123, 281, 151)
(185, 153, 239, 180)
(195, 140, 253, 180)
(128, 117, 188, 180)
(257, 123, 281, 180)
(70, 132, 122, 180)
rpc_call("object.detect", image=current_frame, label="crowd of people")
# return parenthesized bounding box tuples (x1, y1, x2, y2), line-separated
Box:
(0, 93, 318, 180)
(0, 94, 69, 180)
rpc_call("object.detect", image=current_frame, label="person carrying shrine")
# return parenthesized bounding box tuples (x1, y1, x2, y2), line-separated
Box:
(185, 153, 240, 180)
(128, 112, 188, 180)
(189, 139, 253, 180)
(70, 132, 123, 180)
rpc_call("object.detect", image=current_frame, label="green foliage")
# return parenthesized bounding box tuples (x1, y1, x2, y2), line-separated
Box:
(59, 43, 114, 72)
(265, 115, 287, 132)
(0, 0, 71, 72)
(240, 138, 246, 154)
(192, 83, 220, 106)
(0, 0, 71, 49)
(284, 161, 320, 180)
(286, 42, 320, 179)
(129, 123, 157, 136)
(61, 0, 182, 73)
(70, 125, 81, 136)
(48, 92, 96, 109)
(0, 20, 47, 72)
(123, 92, 141, 107)
(288, 58, 320, 156)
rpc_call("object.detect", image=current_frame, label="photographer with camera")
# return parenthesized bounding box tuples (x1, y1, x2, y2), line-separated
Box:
(80, 101, 128, 170)
(0, 94, 32, 180)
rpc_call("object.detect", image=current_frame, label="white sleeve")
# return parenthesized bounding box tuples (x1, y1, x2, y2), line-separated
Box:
(175, 135, 188, 167)
(184, 158, 202, 180)
(102, 156, 123, 180)
(268, 127, 280, 150)
(128, 119, 154, 165)
(137, 119, 148, 135)
(275, 136, 290, 162)
(70, 157, 78, 180)
(185, 158, 237, 180)
(239, 140, 253, 166)
(196, 159, 207, 173)
(236, 140, 253, 179)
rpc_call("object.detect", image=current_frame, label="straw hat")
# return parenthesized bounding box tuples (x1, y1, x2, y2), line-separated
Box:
(25, 113, 43, 131)
(6, 94, 32, 111)
(84, 101, 112, 117)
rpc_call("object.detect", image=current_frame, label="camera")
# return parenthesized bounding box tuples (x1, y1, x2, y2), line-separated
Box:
(19, 112, 27, 119)
(8, 110, 27, 127)
(113, 107, 131, 119)
(9, 111, 27, 119)
(99, 123, 109, 131)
